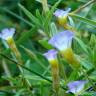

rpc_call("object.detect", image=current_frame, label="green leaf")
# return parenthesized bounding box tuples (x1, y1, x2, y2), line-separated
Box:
(45, 0, 61, 21)
(38, 39, 53, 49)
(21, 46, 47, 70)
(36, 9, 44, 24)
(70, 14, 96, 27)
(79, 59, 93, 70)
(68, 71, 79, 82)
(74, 37, 89, 54)
(68, 16, 75, 27)
(1, 8, 33, 27)
(81, 92, 96, 96)
(16, 27, 36, 45)
(18, 4, 41, 27)
(43, 0, 61, 35)
(76, 4, 93, 29)
(15, 89, 25, 96)
(89, 70, 96, 80)
(50, 22, 58, 37)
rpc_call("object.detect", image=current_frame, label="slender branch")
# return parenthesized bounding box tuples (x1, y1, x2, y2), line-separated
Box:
(71, 0, 96, 14)
(41, 0, 49, 13)
(0, 53, 52, 83)
(0, 53, 67, 90)
(1, 52, 96, 91)
(2, 60, 15, 92)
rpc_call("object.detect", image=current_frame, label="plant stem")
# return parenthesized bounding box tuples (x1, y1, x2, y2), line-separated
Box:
(50, 60, 60, 95)
(2, 59, 15, 93)
(41, 0, 49, 13)
(71, 0, 96, 14)
(6, 37, 32, 88)
(7, 37, 22, 64)
(0, 53, 67, 91)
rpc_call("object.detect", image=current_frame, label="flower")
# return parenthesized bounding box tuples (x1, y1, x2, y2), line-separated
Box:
(67, 80, 87, 94)
(44, 49, 60, 92)
(0, 28, 15, 40)
(54, 8, 71, 18)
(48, 30, 80, 69)
(0, 28, 22, 64)
(49, 30, 74, 51)
(44, 49, 58, 61)
(54, 8, 71, 26)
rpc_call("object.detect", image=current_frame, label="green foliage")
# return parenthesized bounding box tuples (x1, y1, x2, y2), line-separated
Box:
(0, 0, 96, 96)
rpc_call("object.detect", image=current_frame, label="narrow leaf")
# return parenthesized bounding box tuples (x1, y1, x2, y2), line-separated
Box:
(70, 14, 96, 27)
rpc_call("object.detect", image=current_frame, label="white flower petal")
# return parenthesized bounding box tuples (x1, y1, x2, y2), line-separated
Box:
(44, 49, 57, 61)
(67, 80, 87, 94)
(0, 28, 15, 40)
(49, 30, 74, 51)
(54, 8, 71, 18)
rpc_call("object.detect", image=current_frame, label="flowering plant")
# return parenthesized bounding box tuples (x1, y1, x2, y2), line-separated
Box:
(0, 0, 96, 96)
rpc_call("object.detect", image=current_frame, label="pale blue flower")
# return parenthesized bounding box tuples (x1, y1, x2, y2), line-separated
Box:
(67, 80, 87, 94)
(54, 8, 71, 18)
(0, 28, 15, 40)
(44, 49, 57, 61)
(48, 30, 74, 51)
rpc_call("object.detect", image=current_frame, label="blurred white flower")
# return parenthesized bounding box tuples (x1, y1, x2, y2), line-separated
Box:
(44, 49, 57, 61)
(49, 30, 74, 51)
(54, 8, 71, 18)
(67, 80, 87, 94)
(0, 28, 15, 40)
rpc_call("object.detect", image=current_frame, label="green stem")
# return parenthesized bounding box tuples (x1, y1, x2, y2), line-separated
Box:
(71, 0, 96, 14)
(6, 37, 32, 88)
(0, 53, 67, 90)
(2, 59, 15, 93)
(7, 37, 22, 64)
(51, 61, 60, 95)
(41, 0, 49, 13)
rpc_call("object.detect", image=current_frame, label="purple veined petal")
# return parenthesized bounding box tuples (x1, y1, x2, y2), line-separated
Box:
(67, 80, 88, 94)
(48, 30, 74, 51)
(0, 28, 15, 40)
(54, 8, 71, 18)
(44, 49, 58, 61)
